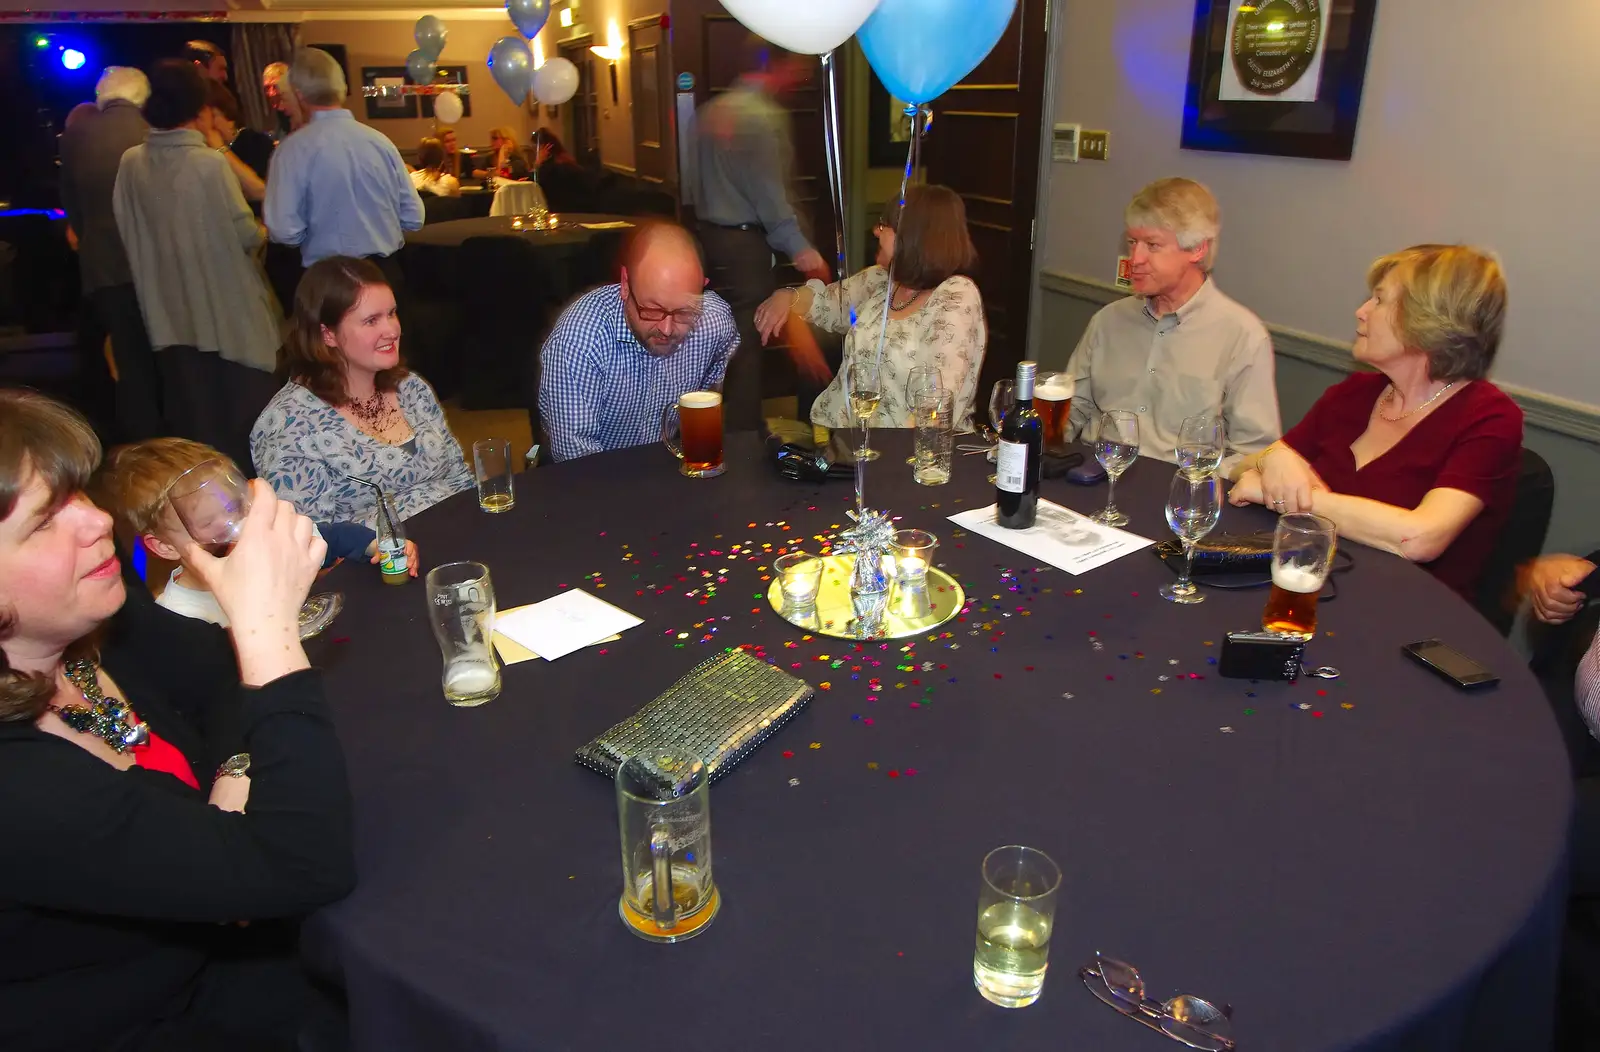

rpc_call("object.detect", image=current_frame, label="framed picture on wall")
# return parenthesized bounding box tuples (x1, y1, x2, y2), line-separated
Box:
(1180, 0, 1378, 160)
(420, 65, 473, 120)
(361, 66, 417, 120)
(867, 68, 915, 169)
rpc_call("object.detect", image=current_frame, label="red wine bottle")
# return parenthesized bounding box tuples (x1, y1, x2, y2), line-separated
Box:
(996, 361, 1041, 529)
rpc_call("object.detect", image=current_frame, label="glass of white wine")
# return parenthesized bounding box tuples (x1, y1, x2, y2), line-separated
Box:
(1176, 413, 1226, 478)
(1160, 469, 1222, 604)
(848, 356, 882, 463)
(1092, 410, 1140, 527)
(973, 844, 1061, 1008)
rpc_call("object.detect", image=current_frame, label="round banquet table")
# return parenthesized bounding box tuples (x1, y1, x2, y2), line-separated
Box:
(303, 430, 1570, 1052)
(402, 212, 635, 250)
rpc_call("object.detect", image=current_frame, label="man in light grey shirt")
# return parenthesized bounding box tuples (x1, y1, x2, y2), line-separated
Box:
(1066, 177, 1280, 470)
(692, 41, 829, 431)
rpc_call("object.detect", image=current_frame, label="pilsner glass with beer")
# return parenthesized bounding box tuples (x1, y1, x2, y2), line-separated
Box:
(1034, 371, 1073, 456)
(661, 391, 725, 477)
(1262, 513, 1338, 639)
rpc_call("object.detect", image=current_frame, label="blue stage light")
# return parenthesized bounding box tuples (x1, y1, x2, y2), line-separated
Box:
(61, 48, 86, 71)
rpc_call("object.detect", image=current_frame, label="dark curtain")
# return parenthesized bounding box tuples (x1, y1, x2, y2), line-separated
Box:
(230, 22, 299, 134)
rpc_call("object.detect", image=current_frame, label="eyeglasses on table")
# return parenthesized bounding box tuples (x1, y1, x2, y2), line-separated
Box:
(1080, 952, 1235, 1050)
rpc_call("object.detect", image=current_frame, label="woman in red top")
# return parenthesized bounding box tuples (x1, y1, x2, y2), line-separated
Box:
(1229, 244, 1522, 601)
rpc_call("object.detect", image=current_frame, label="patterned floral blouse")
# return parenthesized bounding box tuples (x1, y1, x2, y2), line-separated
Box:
(250, 375, 474, 527)
(803, 266, 986, 432)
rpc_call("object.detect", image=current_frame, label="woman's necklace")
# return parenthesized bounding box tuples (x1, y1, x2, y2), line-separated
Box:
(890, 284, 922, 312)
(1379, 380, 1458, 422)
(346, 389, 391, 425)
(52, 659, 149, 753)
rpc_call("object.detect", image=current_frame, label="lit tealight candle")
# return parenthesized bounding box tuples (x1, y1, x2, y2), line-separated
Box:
(898, 556, 928, 579)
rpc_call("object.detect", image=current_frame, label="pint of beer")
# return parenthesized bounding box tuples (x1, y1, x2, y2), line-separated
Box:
(1035, 373, 1073, 455)
(661, 391, 725, 477)
(1262, 513, 1337, 638)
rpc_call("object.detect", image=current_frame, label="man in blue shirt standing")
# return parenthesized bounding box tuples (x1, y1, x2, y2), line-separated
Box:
(539, 223, 739, 462)
(264, 47, 423, 288)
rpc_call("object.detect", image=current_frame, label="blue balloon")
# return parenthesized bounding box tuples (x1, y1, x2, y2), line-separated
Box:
(857, 0, 1017, 104)
(414, 15, 448, 61)
(506, 0, 550, 39)
(487, 35, 534, 105)
(406, 49, 436, 86)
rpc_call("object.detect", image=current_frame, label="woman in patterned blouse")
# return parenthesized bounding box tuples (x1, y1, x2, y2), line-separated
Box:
(250, 257, 473, 526)
(754, 183, 987, 431)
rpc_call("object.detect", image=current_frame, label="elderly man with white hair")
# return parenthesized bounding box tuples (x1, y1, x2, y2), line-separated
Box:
(59, 65, 163, 441)
(1065, 177, 1281, 467)
(263, 47, 423, 280)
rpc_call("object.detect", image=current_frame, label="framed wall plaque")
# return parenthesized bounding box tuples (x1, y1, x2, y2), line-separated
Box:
(361, 66, 416, 120)
(1180, 0, 1378, 160)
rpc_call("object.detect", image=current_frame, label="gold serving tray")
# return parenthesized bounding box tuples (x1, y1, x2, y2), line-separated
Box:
(766, 555, 966, 641)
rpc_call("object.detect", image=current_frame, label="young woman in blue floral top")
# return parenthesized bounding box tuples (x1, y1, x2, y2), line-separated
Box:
(250, 256, 473, 526)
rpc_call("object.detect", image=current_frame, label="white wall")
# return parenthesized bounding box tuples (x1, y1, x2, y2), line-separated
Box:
(1041, 0, 1600, 408)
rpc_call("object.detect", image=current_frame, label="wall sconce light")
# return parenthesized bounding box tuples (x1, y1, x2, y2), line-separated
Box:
(590, 19, 624, 103)
(559, 7, 573, 27)
(532, 36, 545, 71)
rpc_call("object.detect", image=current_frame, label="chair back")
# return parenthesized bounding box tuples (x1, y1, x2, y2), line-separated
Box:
(1475, 446, 1555, 636)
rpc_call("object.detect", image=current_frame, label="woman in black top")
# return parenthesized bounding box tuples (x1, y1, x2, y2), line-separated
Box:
(0, 389, 354, 1051)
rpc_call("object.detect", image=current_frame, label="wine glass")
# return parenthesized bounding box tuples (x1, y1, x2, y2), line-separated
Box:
(1160, 469, 1222, 604)
(986, 378, 1013, 484)
(1092, 410, 1140, 526)
(905, 365, 943, 464)
(848, 356, 882, 463)
(165, 459, 344, 640)
(1176, 413, 1226, 479)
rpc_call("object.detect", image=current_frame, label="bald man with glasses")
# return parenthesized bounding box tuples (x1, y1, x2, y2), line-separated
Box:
(539, 222, 740, 462)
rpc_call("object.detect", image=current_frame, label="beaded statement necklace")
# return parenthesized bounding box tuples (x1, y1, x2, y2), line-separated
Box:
(52, 659, 149, 753)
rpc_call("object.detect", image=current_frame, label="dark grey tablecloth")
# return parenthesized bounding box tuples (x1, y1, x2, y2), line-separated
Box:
(305, 430, 1570, 1052)
(402, 213, 636, 249)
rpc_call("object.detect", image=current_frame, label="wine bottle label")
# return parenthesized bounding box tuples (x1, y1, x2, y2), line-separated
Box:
(996, 440, 1028, 493)
(379, 538, 408, 576)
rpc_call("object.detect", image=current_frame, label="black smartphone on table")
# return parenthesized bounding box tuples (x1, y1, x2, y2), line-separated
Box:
(1401, 639, 1499, 689)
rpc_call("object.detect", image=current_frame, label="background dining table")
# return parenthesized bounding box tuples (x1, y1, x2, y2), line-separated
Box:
(303, 429, 1571, 1052)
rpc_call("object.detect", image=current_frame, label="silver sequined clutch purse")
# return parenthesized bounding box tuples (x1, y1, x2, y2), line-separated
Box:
(575, 650, 815, 782)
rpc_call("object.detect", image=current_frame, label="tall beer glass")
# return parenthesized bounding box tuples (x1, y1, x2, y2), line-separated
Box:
(1034, 372, 1073, 455)
(661, 391, 725, 477)
(1262, 513, 1338, 638)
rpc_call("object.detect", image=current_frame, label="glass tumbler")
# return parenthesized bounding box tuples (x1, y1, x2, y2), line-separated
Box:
(616, 744, 720, 943)
(473, 438, 515, 513)
(889, 529, 938, 618)
(973, 845, 1062, 1008)
(774, 551, 824, 615)
(425, 561, 501, 707)
(913, 389, 955, 485)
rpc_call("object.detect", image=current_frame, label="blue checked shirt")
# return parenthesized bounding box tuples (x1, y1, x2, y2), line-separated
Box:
(539, 284, 738, 462)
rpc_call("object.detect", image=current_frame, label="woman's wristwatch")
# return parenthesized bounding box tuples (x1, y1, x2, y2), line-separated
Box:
(216, 753, 251, 780)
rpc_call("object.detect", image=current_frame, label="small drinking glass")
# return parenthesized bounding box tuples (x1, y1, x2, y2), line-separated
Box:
(1092, 410, 1140, 527)
(1160, 469, 1222, 604)
(1176, 413, 1225, 478)
(774, 551, 824, 613)
(904, 365, 943, 463)
(913, 389, 955, 485)
(889, 529, 938, 618)
(986, 378, 1014, 484)
(167, 458, 251, 557)
(425, 561, 501, 706)
(1264, 512, 1338, 639)
(473, 437, 515, 513)
(973, 845, 1061, 1008)
(848, 357, 882, 463)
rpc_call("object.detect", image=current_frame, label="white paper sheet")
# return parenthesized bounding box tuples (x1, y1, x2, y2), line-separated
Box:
(493, 589, 643, 661)
(947, 500, 1154, 575)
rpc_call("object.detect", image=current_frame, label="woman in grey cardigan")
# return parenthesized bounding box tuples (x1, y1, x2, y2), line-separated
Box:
(114, 59, 283, 472)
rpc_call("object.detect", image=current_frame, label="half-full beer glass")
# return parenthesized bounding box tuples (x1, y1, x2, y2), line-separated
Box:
(1034, 371, 1073, 455)
(1262, 513, 1338, 639)
(616, 745, 720, 942)
(661, 391, 725, 477)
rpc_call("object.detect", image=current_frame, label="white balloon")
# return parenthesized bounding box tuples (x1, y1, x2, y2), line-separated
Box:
(720, 0, 881, 55)
(532, 57, 579, 106)
(432, 90, 463, 124)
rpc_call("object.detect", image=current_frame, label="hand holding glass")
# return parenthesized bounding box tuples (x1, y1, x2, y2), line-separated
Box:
(1092, 410, 1140, 527)
(1263, 512, 1338, 638)
(1160, 470, 1222, 604)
